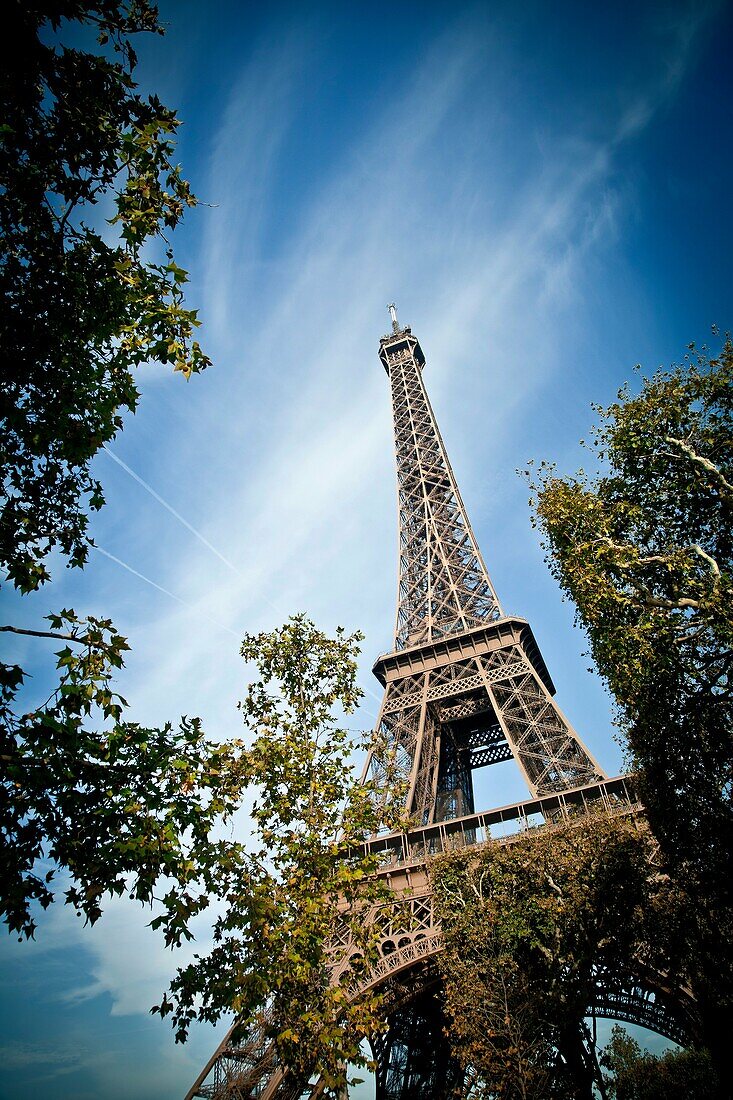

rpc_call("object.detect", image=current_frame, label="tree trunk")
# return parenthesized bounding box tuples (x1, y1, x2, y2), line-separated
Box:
(699, 1000, 733, 1100)
(557, 1023, 596, 1100)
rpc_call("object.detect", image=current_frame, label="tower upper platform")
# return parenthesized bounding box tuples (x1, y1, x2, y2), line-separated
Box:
(378, 324, 425, 373)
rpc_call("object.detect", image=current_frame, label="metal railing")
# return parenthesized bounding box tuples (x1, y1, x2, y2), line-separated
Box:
(365, 775, 639, 871)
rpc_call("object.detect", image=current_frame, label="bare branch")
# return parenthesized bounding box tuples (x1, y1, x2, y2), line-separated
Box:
(689, 543, 721, 577)
(665, 436, 733, 501)
(631, 588, 700, 612)
(593, 536, 720, 575)
(1, 624, 79, 642)
(545, 874, 563, 898)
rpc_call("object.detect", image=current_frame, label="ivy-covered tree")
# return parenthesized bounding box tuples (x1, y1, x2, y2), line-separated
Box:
(0, 2, 222, 937)
(156, 616, 402, 1096)
(530, 335, 733, 1080)
(432, 815, 692, 1100)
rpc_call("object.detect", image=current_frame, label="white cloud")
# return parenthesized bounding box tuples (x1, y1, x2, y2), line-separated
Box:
(201, 33, 306, 343)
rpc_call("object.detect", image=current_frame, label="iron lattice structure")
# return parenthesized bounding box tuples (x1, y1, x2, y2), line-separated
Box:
(186, 310, 698, 1100)
(362, 309, 604, 827)
(382, 315, 502, 650)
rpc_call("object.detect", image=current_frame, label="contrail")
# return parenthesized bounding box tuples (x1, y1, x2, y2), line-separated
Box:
(102, 444, 242, 577)
(93, 545, 241, 639)
(95, 545, 382, 716)
(100, 446, 387, 698)
(101, 444, 285, 618)
(359, 683, 384, 711)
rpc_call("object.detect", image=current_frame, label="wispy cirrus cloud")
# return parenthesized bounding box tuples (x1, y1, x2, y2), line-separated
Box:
(91, 0, 716, 786)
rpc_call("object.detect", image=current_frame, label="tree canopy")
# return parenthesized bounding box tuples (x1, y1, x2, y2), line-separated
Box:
(601, 1024, 718, 1100)
(0, 1, 222, 938)
(432, 813, 698, 1100)
(156, 616, 401, 1096)
(0, 609, 250, 941)
(2, 0, 210, 593)
(1, 14, 392, 1091)
(530, 334, 733, 1083)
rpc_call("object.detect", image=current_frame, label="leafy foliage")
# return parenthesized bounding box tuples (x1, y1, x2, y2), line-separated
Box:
(432, 815, 689, 1100)
(0, 2, 222, 944)
(0, 611, 249, 942)
(1, 0, 210, 593)
(3, 612, 394, 1090)
(530, 336, 733, 1075)
(601, 1025, 718, 1100)
(156, 616, 400, 1095)
(1, 9, 391, 1087)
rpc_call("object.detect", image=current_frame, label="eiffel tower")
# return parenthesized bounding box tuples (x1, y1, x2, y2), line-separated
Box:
(186, 308, 697, 1100)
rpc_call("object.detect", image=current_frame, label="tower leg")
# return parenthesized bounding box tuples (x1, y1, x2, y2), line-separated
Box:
(372, 986, 463, 1100)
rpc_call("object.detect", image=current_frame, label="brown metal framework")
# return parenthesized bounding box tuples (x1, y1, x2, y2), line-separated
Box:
(362, 313, 604, 827)
(380, 311, 502, 650)
(186, 311, 695, 1100)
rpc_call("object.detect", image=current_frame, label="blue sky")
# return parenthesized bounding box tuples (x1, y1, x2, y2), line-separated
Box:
(2, 0, 732, 1095)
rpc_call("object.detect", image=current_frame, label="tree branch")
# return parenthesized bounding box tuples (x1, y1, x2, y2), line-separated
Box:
(1, 625, 78, 642)
(593, 536, 720, 575)
(665, 436, 733, 501)
(689, 542, 721, 578)
(630, 583, 700, 612)
(592, 538, 721, 614)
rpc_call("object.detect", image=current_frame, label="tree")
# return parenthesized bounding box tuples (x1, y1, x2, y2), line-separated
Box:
(530, 335, 733, 1079)
(155, 616, 403, 1096)
(1, 0, 210, 593)
(0, 609, 253, 943)
(431, 814, 690, 1100)
(0, 2, 221, 937)
(601, 1025, 718, 1100)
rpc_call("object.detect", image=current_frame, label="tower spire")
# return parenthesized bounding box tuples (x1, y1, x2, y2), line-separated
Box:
(379, 317, 502, 649)
(387, 301, 400, 333)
